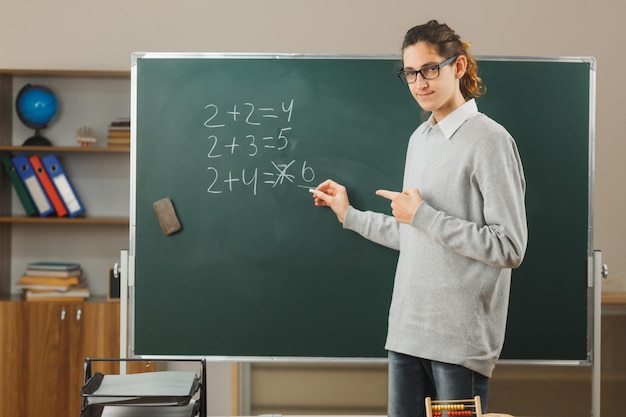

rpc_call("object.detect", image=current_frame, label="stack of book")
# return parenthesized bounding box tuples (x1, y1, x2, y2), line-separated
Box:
(107, 117, 130, 147)
(17, 262, 90, 301)
(1, 152, 85, 218)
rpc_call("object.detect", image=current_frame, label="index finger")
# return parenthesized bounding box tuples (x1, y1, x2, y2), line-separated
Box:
(375, 189, 401, 201)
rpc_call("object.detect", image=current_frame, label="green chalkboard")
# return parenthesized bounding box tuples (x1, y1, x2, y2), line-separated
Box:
(131, 54, 594, 361)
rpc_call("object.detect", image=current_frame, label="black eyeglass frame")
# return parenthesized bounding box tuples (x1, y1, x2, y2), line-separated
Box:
(396, 56, 458, 84)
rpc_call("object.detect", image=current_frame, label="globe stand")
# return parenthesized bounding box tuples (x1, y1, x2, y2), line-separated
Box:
(22, 129, 52, 146)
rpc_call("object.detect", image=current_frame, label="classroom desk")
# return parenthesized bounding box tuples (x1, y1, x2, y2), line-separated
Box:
(250, 413, 516, 417)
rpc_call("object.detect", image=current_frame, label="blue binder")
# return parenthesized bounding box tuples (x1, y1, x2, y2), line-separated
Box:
(41, 153, 85, 217)
(11, 153, 54, 217)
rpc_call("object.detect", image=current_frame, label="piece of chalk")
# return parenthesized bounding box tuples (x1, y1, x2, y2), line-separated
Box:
(308, 188, 315, 193)
(153, 198, 182, 235)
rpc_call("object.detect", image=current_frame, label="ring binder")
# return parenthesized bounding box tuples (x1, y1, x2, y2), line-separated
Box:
(11, 153, 53, 217)
(1, 153, 38, 216)
(29, 154, 68, 217)
(41, 153, 85, 217)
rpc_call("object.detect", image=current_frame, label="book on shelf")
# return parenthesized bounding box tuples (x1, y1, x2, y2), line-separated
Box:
(107, 130, 131, 138)
(20, 273, 82, 285)
(19, 275, 81, 287)
(109, 116, 130, 127)
(17, 281, 80, 292)
(23, 286, 90, 301)
(21, 270, 81, 280)
(108, 118, 130, 132)
(25, 261, 82, 277)
(27, 261, 81, 271)
(107, 137, 131, 147)
(107, 117, 131, 147)
(25, 269, 81, 277)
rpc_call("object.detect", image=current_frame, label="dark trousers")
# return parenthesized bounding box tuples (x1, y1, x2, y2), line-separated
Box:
(387, 350, 489, 417)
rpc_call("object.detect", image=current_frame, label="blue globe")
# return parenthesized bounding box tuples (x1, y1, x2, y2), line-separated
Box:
(16, 84, 58, 129)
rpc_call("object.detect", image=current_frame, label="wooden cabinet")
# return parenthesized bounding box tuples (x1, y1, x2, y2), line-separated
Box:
(0, 299, 120, 417)
(25, 301, 74, 416)
(0, 300, 25, 412)
(71, 300, 122, 413)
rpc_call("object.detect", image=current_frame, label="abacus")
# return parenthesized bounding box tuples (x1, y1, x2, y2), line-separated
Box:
(425, 396, 482, 417)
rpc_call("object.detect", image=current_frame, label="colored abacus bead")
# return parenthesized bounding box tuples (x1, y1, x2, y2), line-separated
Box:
(448, 411, 473, 416)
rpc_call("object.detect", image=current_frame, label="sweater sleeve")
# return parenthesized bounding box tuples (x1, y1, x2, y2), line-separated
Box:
(411, 134, 528, 269)
(343, 206, 401, 251)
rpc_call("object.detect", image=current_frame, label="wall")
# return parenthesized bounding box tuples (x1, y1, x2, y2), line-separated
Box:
(2, 0, 624, 292)
(2, 1, 625, 415)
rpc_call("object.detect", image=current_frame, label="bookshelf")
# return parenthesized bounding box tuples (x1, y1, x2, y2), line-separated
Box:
(0, 70, 131, 297)
(0, 69, 131, 417)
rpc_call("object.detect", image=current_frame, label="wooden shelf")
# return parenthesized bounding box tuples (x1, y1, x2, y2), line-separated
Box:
(0, 69, 129, 78)
(0, 216, 128, 225)
(0, 145, 129, 153)
(0, 294, 112, 302)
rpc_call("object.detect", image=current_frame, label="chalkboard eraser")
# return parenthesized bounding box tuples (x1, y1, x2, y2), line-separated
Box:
(153, 198, 182, 235)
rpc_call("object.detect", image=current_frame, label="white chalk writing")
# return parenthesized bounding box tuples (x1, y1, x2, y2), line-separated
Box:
(202, 99, 315, 196)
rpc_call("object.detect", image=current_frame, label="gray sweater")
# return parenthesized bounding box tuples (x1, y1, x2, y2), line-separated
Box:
(343, 99, 527, 377)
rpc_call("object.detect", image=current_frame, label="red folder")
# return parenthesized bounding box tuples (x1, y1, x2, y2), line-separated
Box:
(29, 155, 68, 217)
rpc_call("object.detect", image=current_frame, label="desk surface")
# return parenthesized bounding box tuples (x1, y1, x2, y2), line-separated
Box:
(254, 414, 518, 417)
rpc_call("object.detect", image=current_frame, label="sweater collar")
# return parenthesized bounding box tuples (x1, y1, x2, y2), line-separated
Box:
(426, 99, 478, 140)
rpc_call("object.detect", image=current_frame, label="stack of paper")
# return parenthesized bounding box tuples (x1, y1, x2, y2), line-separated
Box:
(80, 371, 201, 417)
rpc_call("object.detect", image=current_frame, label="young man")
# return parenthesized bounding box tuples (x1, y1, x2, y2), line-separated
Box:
(312, 20, 528, 417)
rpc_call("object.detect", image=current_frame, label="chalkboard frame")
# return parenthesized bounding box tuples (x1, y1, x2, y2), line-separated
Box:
(128, 53, 596, 365)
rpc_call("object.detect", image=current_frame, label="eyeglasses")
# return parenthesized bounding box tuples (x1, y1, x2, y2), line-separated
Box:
(396, 56, 458, 84)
